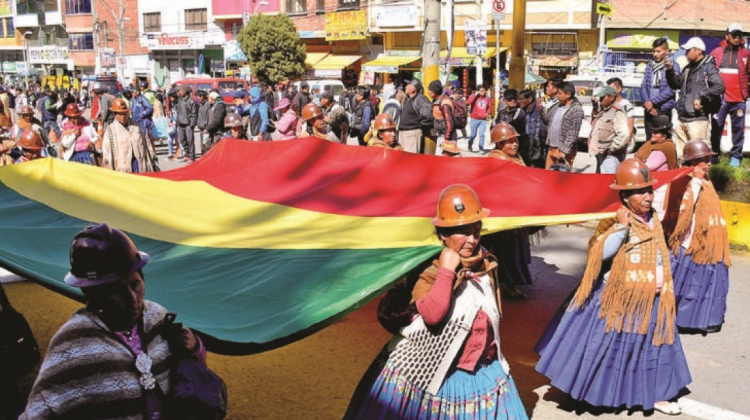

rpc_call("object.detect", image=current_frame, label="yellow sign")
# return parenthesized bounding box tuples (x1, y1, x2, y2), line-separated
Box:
(596, 2, 613, 16)
(325, 10, 367, 41)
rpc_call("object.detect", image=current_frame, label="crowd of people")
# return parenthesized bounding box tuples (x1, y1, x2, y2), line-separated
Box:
(0, 24, 742, 420)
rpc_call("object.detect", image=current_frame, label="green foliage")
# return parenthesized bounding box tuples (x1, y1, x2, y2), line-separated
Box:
(709, 156, 750, 203)
(237, 14, 307, 86)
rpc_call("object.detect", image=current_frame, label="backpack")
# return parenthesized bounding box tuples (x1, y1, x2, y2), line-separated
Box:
(451, 98, 468, 129)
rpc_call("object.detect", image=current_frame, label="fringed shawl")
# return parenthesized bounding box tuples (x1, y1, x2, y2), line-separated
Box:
(571, 213, 676, 346)
(635, 139, 678, 170)
(411, 247, 499, 304)
(669, 177, 731, 266)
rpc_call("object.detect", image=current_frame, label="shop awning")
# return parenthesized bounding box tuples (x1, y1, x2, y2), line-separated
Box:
(362, 55, 421, 73)
(305, 52, 330, 68)
(440, 47, 505, 66)
(313, 54, 362, 70)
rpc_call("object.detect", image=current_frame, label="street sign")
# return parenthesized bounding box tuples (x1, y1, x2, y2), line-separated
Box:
(596, 2, 613, 16)
(492, 0, 505, 13)
(492, 11, 506, 21)
(242, 12, 250, 25)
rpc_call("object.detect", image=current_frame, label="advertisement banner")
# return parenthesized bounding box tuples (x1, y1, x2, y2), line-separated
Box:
(373, 5, 417, 28)
(224, 40, 248, 62)
(100, 48, 116, 68)
(29, 46, 69, 64)
(464, 20, 487, 56)
(325, 10, 366, 41)
(2, 61, 16, 72)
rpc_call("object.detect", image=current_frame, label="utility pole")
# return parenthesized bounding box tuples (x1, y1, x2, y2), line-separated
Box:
(508, 0, 526, 90)
(422, 0, 441, 93)
(117, 0, 125, 58)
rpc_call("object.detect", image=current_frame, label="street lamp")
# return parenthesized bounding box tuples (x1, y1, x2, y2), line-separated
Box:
(22, 31, 32, 89)
(253, 0, 269, 14)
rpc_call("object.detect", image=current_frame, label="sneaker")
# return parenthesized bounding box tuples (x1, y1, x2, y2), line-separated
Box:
(167, 155, 175, 161)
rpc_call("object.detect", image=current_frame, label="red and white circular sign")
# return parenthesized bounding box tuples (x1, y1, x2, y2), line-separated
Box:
(492, 0, 505, 13)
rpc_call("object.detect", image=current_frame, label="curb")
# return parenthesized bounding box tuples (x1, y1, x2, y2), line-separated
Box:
(722, 200, 750, 252)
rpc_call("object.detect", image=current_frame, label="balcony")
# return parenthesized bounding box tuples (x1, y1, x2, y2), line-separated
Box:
(14, 11, 64, 27)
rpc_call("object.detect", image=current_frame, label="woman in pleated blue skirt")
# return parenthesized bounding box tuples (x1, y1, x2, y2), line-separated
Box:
(344, 184, 528, 420)
(535, 159, 691, 415)
(668, 140, 731, 333)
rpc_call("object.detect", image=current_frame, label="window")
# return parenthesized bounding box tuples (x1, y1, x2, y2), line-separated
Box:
(286, 0, 306, 14)
(69, 33, 94, 50)
(2, 17, 15, 38)
(316, 0, 325, 13)
(230, 22, 242, 39)
(338, 0, 359, 10)
(65, 0, 92, 15)
(143, 12, 161, 33)
(185, 8, 207, 31)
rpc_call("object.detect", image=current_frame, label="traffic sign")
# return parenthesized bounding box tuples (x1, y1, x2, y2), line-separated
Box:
(492, 11, 506, 21)
(492, 0, 505, 13)
(596, 2, 613, 16)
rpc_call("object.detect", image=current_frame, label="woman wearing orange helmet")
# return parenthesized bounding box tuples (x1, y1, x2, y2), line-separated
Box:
(14, 129, 46, 162)
(101, 98, 159, 172)
(344, 184, 528, 420)
(536, 158, 691, 416)
(60, 103, 99, 165)
(669, 140, 730, 334)
(297, 103, 328, 140)
(10, 105, 54, 157)
(367, 113, 402, 150)
(483, 122, 533, 299)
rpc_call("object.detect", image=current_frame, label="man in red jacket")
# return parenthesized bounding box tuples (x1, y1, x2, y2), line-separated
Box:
(466, 86, 492, 153)
(710, 23, 750, 167)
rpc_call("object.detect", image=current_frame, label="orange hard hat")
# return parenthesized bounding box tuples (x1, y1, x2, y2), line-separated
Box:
(610, 158, 657, 190)
(64, 103, 84, 117)
(19, 105, 35, 115)
(490, 122, 519, 144)
(224, 113, 242, 128)
(373, 114, 396, 131)
(301, 103, 323, 121)
(682, 140, 716, 163)
(109, 98, 130, 114)
(432, 184, 490, 227)
(18, 129, 44, 150)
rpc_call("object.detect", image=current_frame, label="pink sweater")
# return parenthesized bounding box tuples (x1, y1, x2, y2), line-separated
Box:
(416, 267, 497, 372)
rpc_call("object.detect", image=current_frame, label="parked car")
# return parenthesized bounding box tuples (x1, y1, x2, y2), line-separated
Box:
(83, 76, 123, 96)
(293, 79, 345, 104)
(174, 77, 249, 105)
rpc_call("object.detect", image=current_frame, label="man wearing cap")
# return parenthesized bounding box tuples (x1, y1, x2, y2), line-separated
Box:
(543, 81, 584, 170)
(494, 89, 528, 162)
(710, 23, 750, 167)
(666, 36, 725, 161)
(205, 89, 227, 151)
(398, 79, 433, 153)
(588, 86, 629, 174)
(641, 37, 679, 140)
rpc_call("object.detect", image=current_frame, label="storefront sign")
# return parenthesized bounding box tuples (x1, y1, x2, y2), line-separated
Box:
(373, 5, 417, 28)
(464, 20, 487, 56)
(325, 10, 366, 41)
(606, 30, 679, 50)
(29, 46, 69, 64)
(306, 69, 341, 78)
(143, 33, 207, 50)
(2, 61, 16, 72)
(16, 62, 26, 73)
(298, 31, 326, 39)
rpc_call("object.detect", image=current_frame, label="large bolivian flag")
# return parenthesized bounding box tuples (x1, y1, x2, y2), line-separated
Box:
(0, 138, 690, 354)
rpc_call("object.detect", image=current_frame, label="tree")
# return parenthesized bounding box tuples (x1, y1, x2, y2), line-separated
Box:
(238, 14, 307, 86)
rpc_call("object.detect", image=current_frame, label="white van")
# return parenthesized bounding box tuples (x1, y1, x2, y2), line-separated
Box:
(293, 79, 346, 104)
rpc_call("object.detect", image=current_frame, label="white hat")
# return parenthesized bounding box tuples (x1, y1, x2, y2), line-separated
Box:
(681, 37, 706, 52)
(728, 23, 743, 33)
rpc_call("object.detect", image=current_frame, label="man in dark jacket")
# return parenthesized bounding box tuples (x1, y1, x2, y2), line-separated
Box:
(710, 23, 750, 167)
(666, 37, 725, 161)
(196, 90, 211, 150)
(641, 37, 679, 140)
(130, 86, 154, 140)
(175, 85, 198, 162)
(349, 85, 375, 146)
(428, 80, 458, 155)
(293, 82, 312, 114)
(205, 90, 227, 152)
(397, 79, 433, 153)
